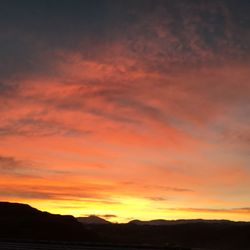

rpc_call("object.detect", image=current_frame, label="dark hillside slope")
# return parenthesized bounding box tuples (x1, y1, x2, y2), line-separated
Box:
(0, 202, 97, 241)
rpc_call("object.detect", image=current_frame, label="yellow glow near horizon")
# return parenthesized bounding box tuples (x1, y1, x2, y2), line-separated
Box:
(1, 0, 250, 224)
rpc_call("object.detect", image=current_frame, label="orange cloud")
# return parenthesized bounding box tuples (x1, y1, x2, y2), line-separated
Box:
(1, 0, 250, 222)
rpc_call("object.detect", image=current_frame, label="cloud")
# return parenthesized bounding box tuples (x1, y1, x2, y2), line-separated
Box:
(55, 205, 87, 209)
(0, 82, 19, 95)
(167, 207, 250, 215)
(0, 155, 25, 170)
(0, 0, 249, 80)
(219, 127, 250, 147)
(83, 214, 117, 219)
(147, 196, 168, 202)
(0, 155, 35, 177)
(144, 185, 193, 193)
(0, 184, 113, 202)
(0, 0, 249, 221)
(101, 214, 117, 218)
(0, 117, 91, 137)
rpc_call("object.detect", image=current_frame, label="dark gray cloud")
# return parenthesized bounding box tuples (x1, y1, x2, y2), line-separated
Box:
(0, 0, 249, 80)
(0, 82, 19, 95)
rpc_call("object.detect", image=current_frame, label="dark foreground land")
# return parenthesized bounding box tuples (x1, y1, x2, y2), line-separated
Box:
(0, 240, 194, 250)
(0, 202, 250, 250)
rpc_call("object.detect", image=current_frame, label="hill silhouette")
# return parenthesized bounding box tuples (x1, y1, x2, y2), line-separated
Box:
(1, 201, 250, 250)
(128, 218, 236, 225)
(0, 202, 97, 241)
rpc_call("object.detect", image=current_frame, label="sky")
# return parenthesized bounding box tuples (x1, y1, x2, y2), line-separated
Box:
(0, 0, 250, 222)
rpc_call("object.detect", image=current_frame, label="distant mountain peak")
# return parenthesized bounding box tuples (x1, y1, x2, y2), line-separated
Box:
(128, 218, 235, 225)
(77, 215, 111, 224)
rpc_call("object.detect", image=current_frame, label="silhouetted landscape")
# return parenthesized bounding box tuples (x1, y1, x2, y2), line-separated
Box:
(0, 202, 96, 242)
(1, 202, 250, 250)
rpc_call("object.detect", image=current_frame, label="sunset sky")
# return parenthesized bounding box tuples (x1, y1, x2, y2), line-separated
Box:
(0, 0, 250, 222)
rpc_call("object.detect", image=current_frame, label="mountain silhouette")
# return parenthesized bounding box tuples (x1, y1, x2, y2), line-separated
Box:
(0, 201, 97, 241)
(77, 215, 111, 224)
(1, 201, 250, 250)
(128, 218, 235, 226)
